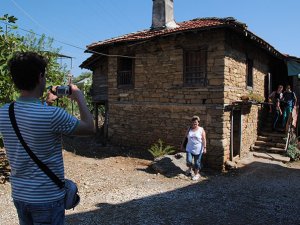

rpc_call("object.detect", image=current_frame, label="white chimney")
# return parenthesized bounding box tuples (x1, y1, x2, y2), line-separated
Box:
(151, 0, 179, 30)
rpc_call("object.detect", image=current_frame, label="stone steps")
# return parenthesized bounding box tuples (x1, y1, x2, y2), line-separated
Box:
(252, 145, 286, 154)
(252, 110, 289, 158)
(252, 152, 290, 163)
(259, 131, 286, 138)
(254, 140, 286, 148)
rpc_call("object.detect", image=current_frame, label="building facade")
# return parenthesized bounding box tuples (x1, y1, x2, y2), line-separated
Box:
(81, 16, 290, 170)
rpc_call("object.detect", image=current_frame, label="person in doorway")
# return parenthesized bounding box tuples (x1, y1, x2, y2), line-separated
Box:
(0, 52, 94, 225)
(181, 115, 207, 181)
(269, 85, 283, 130)
(282, 85, 297, 129)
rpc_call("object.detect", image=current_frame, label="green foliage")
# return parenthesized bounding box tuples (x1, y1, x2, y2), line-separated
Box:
(73, 72, 92, 83)
(0, 134, 3, 148)
(58, 72, 93, 118)
(286, 135, 300, 161)
(0, 14, 70, 177)
(248, 91, 265, 103)
(0, 14, 66, 105)
(148, 139, 175, 159)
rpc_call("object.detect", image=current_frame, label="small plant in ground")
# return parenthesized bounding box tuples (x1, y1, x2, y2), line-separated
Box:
(0, 148, 10, 184)
(286, 135, 300, 161)
(248, 91, 265, 103)
(148, 139, 175, 159)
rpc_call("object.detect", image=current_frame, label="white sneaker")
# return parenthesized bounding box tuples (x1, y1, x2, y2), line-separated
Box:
(192, 174, 200, 181)
(185, 168, 194, 177)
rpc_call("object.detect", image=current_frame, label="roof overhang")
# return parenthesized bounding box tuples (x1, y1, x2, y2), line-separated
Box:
(286, 56, 300, 76)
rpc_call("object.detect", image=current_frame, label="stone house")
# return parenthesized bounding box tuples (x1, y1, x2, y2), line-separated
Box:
(81, 0, 295, 170)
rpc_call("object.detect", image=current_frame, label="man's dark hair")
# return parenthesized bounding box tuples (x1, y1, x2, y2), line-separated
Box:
(8, 51, 48, 91)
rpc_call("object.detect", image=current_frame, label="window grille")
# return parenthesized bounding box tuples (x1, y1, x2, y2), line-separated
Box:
(184, 49, 207, 86)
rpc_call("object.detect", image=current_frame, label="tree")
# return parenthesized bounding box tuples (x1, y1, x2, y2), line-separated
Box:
(0, 15, 26, 103)
(0, 14, 67, 105)
(0, 14, 69, 147)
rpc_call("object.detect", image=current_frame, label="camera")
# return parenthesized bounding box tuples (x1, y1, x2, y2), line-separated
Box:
(50, 85, 72, 97)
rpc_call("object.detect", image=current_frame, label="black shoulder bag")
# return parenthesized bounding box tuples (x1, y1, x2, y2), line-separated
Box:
(8, 102, 80, 210)
(182, 127, 191, 149)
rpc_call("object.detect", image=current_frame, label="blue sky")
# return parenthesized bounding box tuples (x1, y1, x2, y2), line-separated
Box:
(1, 0, 300, 77)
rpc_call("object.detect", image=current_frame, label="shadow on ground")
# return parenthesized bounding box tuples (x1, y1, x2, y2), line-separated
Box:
(67, 162, 300, 225)
(63, 136, 219, 179)
(62, 135, 153, 160)
(66, 161, 300, 225)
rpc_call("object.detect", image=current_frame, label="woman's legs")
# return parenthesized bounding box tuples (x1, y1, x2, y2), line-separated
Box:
(185, 152, 194, 176)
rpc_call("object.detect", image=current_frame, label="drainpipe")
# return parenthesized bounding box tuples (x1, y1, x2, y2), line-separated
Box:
(230, 107, 234, 161)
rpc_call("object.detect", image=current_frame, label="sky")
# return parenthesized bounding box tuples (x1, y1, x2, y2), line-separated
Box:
(1, 0, 300, 77)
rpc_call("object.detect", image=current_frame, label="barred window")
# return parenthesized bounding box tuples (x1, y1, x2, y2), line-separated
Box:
(246, 58, 253, 87)
(117, 57, 134, 88)
(184, 49, 207, 86)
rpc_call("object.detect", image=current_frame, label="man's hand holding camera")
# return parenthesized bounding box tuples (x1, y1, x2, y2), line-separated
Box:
(46, 86, 59, 106)
(46, 84, 84, 105)
(46, 84, 94, 134)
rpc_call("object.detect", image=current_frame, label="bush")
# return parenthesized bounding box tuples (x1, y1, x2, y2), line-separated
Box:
(286, 135, 300, 161)
(248, 91, 265, 103)
(286, 143, 300, 161)
(148, 139, 175, 159)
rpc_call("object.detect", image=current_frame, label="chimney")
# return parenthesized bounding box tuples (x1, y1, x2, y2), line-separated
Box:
(151, 0, 179, 30)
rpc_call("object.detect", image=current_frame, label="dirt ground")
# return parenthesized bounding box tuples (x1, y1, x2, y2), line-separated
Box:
(1, 137, 300, 225)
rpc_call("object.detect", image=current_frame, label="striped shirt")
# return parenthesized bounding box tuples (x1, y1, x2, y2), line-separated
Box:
(0, 98, 79, 203)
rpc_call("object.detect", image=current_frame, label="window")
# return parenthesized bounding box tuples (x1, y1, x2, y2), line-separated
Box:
(117, 57, 134, 87)
(246, 58, 253, 87)
(184, 49, 207, 86)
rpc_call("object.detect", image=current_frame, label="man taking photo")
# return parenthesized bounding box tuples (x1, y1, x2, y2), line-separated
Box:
(0, 51, 94, 225)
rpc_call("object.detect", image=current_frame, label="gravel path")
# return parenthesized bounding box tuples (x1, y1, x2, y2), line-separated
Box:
(1, 149, 300, 225)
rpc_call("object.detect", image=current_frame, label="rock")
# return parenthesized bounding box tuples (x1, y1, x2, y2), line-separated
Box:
(150, 154, 187, 178)
(225, 160, 237, 170)
(253, 152, 290, 163)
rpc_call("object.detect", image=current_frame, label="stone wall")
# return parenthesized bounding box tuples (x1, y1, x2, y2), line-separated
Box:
(105, 29, 227, 170)
(92, 28, 278, 170)
(222, 31, 273, 161)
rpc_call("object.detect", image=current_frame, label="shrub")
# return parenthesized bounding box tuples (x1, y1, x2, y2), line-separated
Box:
(286, 135, 300, 161)
(148, 139, 175, 159)
(248, 91, 265, 103)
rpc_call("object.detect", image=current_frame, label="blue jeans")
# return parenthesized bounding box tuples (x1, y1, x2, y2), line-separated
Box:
(14, 198, 65, 225)
(282, 106, 293, 128)
(186, 152, 202, 170)
(273, 110, 281, 129)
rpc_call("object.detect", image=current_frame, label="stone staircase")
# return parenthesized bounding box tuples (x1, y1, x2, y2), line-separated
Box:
(252, 131, 286, 154)
(251, 108, 290, 162)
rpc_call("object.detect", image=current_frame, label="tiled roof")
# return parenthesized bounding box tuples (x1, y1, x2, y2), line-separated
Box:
(81, 17, 284, 68)
(87, 17, 246, 50)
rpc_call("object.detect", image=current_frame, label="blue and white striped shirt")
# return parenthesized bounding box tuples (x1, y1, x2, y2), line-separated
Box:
(0, 98, 79, 203)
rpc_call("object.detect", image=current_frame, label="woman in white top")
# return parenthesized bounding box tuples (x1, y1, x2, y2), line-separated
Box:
(181, 116, 207, 181)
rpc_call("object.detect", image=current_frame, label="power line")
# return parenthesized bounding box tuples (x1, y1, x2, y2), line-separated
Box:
(0, 21, 151, 59)
(8, 0, 153, 59)
(9, 0, 53, 34)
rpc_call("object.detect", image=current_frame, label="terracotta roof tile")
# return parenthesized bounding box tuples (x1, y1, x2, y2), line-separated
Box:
(87, 17, 246, 50)
(81, 17, 284, 68)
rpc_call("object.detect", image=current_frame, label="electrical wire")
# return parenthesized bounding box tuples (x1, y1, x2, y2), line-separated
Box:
(9, 0, 53, 35)
(7, 0, 154, 59)
(0, 21, 150, 59)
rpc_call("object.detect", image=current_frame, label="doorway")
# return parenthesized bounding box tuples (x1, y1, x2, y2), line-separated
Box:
(231, 109, 242, 160)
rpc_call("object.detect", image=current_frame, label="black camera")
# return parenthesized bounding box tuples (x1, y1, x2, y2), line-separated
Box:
(50, 85, 72, 97)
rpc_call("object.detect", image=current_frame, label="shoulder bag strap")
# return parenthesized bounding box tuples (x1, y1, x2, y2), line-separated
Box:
(8, 102, 64, 189)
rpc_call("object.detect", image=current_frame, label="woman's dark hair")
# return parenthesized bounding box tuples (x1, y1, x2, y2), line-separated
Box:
(8, 51, 48, 91)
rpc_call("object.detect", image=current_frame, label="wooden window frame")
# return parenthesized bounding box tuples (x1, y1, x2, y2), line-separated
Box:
(183, 48, 207, 87)
(246, 58, 253, 88)
(117, 57, 134, 88)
